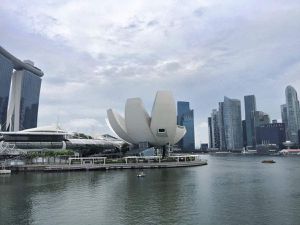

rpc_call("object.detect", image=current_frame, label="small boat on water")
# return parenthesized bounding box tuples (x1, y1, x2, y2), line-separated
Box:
(137, 171, 146, 177)
(0, 169, 11, 174)
(0, 162, 11, 174)
(262, 160, 276, 164)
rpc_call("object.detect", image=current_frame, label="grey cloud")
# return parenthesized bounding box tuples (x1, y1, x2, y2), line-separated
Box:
(1, 0, 300, 146)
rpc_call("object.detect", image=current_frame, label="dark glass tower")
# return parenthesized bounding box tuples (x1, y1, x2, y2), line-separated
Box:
(177, 101, 195, 151)
(208, 117, 213, 148)
(0, 54, 13, 130)
(6, 61, 42, 131)
(244, 95, 256, 147)
(0, 46, 44, 132)
(280, 104, 288, 140)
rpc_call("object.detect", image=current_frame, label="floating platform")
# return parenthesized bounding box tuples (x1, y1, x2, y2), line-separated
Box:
(8, 160, 208, 172)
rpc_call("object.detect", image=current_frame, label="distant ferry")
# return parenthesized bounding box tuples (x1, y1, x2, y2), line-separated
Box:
(279, 149, 300, 156)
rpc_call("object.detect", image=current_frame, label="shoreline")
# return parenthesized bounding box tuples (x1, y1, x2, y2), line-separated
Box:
(7, 160, 208, 172)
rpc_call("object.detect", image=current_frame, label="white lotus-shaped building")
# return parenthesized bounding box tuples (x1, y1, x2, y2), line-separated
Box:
(107, 91, 186, 147)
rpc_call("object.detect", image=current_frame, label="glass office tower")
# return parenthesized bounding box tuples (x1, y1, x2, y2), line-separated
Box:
(218, 102, 227, 150)
(211, 109, 220, 149)
(244, 95, 256, 147)
(0, 46, 44, 132)
(208, 117, 213, 148)
(285, 85, 300, 144)
(280, 104, 288, 140)
(0, 54, 14, 130)
(177, 101, 195, 151)
(6, 63, 41, 131)
(223, 96, 243, 151)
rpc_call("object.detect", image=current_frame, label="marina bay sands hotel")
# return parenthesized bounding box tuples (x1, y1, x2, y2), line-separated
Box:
(0, 46, 44, 132)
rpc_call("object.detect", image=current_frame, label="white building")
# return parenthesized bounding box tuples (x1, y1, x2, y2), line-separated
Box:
(107, 91, 186, 147)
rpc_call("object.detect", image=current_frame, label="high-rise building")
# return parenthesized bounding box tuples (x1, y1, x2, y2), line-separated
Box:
(0, 46, 44, 132)
(244, 95, 256, 147)
(281, 104, 288, 124)
(218, 102, 226, 150)
(254, 111, 270, 128)
(211, 109, 220, 149)
(242, 120, 247, 148)
(223, 96, 243, 151)
(256, 123, 286, 148)
(0, 54, 14, 130)
(6, 61, 42, 131)
(208, 117, 213, 148)
(285, 85, 300, 144)
(177, 101, 195, 150)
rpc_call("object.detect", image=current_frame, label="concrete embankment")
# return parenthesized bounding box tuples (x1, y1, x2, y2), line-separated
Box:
(9, 160, 208, 172)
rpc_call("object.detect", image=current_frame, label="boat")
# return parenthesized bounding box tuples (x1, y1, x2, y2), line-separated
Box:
(261, 160, 276, 163)
(137, 171, 146, 177)
(0, 169, 11, 174)
(0, 162, 11, 174)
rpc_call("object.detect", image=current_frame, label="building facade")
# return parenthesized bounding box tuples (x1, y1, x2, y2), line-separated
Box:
(211, 109, 220, 149)
(254, 111, 270, 128)
(208, 117, 213, 148)
(244, 95, 256, 147)
(242, 120, 247, 148)
(285, 85, 300, 144)
(177, 101, 195, 150)
(6, 66, 42, 131)
(0, 46, 43, 132)
(107, 91, 187, 148)
(223, 96, 243, 151)
(218, 102, 227, 150)
(256, 123, 286, 148)
(0, 54, 14, 130)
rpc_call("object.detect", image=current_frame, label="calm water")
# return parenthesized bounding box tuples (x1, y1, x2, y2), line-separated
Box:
(1, 155, 300, 225)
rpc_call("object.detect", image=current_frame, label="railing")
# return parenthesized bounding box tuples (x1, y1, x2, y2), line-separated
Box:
(0, 141, 25, 155)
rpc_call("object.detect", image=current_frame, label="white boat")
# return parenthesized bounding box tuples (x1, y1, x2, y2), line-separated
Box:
(0, 162, 11, 174)
(0, 169, 11, 174)
(137, 171, 146, 177)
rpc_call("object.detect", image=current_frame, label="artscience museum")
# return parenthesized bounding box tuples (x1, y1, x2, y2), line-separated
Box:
(107, 91, 186, 150)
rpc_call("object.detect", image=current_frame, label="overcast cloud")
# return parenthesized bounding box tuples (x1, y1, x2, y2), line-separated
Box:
(1, 0, 300, 147)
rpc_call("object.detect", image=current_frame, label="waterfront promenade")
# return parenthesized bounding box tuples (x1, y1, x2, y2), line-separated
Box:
(8, 159, 208, 172)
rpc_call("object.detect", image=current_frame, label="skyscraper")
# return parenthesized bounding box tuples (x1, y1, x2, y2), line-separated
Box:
(0, 46, 44, 132)
(281, 104, 288, 139)
(218, 102, 227, 150)
(244, 95, 256, 147)
(6, 61, 42, 131)
(223, 96, 243, 151)
(254, 111, 270, 128)
(285, 85, 300, 144)
(208, 117, 213, 148)
(211, 109, 220, 149)
(256, 123, 286, 148)
(177, 101, 195, 150)
(242, 120, 247, 148)
(0, 54, 14, 130)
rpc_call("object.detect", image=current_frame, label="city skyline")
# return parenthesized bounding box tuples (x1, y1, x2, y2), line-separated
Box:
(1, 1, 300, 147)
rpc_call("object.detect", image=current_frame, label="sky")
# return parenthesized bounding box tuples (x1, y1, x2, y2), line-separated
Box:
(1, 0, 300, 147)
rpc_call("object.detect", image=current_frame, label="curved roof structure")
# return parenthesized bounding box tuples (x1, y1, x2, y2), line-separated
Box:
(107, 91, 186, 146)
(0, 45, 44, 77)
